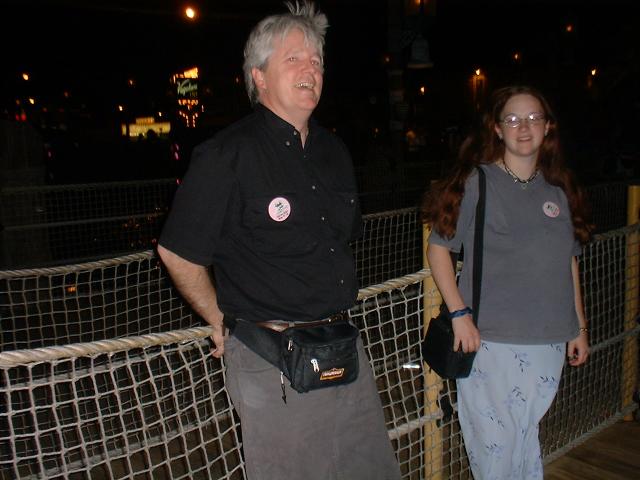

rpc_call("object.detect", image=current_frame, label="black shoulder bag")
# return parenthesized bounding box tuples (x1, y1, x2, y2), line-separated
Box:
(421, 167, 486, 379)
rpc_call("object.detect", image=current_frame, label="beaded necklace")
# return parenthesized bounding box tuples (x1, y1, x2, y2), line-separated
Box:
(501, 160, 538, 189)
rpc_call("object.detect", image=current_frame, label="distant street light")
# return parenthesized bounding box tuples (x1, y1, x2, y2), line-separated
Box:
(22, 73, 30, 81)
(471, 68, 486, 111)
(184, 6, 197, 20)
(587, 68, 598, 89)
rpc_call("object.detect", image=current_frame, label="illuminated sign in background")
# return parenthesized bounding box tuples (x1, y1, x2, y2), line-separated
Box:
(121, 117, 171, 138)
(171, 67, 201, 128)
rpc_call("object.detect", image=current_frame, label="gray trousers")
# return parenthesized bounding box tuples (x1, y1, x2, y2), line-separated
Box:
(224, 334, 402, 480)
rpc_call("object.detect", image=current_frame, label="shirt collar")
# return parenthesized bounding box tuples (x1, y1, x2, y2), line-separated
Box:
(255, 103, 317, 142)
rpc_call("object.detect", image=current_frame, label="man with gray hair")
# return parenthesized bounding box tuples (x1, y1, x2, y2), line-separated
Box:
(158, 2, 401, 478)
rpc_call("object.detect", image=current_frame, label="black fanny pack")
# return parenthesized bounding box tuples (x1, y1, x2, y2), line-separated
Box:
(223, 315, 360, 402)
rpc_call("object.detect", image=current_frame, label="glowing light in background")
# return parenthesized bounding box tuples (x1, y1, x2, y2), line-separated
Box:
(185, 6, 197, 20)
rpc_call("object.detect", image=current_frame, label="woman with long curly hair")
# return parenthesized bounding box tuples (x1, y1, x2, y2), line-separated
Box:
(422, 85, 593, 479)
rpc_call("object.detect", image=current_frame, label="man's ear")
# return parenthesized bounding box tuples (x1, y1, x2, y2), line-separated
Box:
(252, 67, 266, 90)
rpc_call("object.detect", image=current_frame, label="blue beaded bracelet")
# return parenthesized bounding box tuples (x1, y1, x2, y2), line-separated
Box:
(448, 307, 473, 320)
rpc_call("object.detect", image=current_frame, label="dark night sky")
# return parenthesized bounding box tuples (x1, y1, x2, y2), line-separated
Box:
(3, 0, 636, 85)
(2, 0, 639, 182)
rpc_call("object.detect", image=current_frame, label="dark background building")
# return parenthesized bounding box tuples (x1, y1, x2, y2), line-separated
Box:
(1, 0, 639, 188)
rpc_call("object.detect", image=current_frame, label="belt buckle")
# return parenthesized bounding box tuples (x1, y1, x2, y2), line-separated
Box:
(257, 320, 290, 332)
(329, 310, 347, 323)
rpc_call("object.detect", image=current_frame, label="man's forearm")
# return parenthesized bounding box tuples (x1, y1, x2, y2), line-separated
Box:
(157, 245, 223, 327)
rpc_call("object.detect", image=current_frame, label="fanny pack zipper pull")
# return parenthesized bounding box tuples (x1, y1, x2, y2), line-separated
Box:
(280, 371, 287, 404)
(311, 358, 319, 373)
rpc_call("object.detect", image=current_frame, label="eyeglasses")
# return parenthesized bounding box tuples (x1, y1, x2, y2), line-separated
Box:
(500, 112, 546, 128)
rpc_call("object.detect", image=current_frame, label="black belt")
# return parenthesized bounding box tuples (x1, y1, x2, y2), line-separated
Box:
(224, 310, 349, 334)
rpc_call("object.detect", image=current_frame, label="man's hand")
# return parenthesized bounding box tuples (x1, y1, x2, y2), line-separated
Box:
(452, 314, 481, 353)
(209, 310, 226, 358)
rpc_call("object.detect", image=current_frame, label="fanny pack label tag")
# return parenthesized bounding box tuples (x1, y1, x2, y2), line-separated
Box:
(320, 368, 345, 381)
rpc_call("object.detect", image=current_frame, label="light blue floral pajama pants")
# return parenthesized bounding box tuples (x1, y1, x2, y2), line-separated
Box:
(456, 341, 565, 480)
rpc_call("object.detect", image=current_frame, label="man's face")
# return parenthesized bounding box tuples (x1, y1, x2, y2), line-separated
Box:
(252, 28, 323, 126)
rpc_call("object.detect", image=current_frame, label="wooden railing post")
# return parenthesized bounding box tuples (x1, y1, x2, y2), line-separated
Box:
(623, 185, 640, 420)
(423, 224, 443, 479)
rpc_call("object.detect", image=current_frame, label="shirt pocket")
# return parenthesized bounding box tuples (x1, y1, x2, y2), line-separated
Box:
(243, 193, 317, 256)
(329, 191, 359, 241)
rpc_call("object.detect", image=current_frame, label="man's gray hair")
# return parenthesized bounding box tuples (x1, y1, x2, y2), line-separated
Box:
(243, 1, 328, 106)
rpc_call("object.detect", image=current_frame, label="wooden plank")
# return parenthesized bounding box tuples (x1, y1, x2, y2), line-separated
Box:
(545, 421, 640, 480)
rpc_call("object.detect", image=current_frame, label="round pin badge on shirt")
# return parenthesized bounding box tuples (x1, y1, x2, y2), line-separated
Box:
(268, 197, 291, 222)
(543, 201, 560, 218)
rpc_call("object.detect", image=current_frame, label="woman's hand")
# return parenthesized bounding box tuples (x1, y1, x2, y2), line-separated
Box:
(452, 314, 481, 353)
(567, 331, 589, 366)
(569, 258, 589, 367)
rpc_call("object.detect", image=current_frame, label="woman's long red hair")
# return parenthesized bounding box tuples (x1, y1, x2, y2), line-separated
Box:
(422, 85, 593, 243)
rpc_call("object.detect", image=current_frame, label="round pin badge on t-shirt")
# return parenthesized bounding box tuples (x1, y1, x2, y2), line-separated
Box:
(543, 201, 560, 218)
(268, 197, 291, 222)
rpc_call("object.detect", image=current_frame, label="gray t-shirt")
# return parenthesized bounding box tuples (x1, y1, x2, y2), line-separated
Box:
(429, 163, 582, 344)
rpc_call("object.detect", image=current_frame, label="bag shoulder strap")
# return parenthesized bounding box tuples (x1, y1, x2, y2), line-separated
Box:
(440, 167, 485, 326)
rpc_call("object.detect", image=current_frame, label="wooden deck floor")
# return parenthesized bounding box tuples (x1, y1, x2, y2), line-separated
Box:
(545, 420, 640, 479)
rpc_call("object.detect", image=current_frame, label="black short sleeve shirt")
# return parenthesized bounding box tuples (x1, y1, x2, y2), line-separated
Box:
(159, 105, 363, 322)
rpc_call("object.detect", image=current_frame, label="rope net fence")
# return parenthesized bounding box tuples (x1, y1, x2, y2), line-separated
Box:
(587, 181, 629, 233)
(1, 218, 638, 479)
(0, 179, 627, 269)
(0, 180, 177, 269)
(353, 208, 422, 288)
